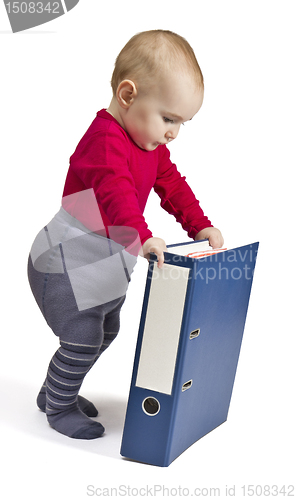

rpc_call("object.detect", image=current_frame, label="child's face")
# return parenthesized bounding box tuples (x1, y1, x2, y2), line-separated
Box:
(123, 74, 203, 151)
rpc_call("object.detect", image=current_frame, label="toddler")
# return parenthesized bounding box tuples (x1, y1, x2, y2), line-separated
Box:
(28, 30, 223, 440)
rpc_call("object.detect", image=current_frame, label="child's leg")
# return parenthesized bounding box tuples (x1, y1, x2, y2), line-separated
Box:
(37, 295, 125, 417)
(45, 294, 126, 439)
(28, 254, 98, 417)
(28, 253, 126, 439)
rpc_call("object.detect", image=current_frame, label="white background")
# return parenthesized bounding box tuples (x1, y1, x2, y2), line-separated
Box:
(1, 1, 295, 498)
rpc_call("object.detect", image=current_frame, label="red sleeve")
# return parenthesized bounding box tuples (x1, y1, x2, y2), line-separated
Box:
(69, 122, 153, 245)
(154, 146, 213, 239)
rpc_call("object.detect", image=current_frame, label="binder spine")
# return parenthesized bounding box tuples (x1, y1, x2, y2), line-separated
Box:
(134, 258, 190, 395)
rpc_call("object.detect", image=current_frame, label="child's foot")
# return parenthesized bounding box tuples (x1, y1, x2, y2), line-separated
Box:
(37, 387, 98, 417)
(46, 404, 105, 439)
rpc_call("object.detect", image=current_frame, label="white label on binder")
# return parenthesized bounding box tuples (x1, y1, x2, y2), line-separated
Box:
(135, 262, 190, 395)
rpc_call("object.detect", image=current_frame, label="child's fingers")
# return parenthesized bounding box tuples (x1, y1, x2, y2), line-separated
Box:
(140, 237, 167, 268)
(209, 233, 224, 249)
(149, 246, 165, 268)
(156, 249, 165, 269)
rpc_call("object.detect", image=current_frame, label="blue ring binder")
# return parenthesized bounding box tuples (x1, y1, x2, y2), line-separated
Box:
(121, 241, 259, 466)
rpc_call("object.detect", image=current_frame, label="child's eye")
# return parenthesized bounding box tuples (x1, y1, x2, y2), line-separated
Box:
(163, 117, 174, 124)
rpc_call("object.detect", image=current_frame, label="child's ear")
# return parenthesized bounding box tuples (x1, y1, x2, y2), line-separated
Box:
(116, 80, 137, 108)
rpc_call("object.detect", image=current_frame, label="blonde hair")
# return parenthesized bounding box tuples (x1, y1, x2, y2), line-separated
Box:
(111, 30, 204, 95)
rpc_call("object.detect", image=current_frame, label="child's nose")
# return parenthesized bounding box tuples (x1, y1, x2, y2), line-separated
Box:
(165, 125, 180, 142)
(165, 123, 181, 141)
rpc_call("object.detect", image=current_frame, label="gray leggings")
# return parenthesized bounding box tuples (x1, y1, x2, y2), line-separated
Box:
(28, 252, 126, 428)
(27, 253, 126, 348)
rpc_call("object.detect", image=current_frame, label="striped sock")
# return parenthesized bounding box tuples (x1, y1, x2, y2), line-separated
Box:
(37, 331, 118, 417)
(45, 341, 104, 439)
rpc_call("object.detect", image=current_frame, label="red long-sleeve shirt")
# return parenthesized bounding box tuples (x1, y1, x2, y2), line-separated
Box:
(62, 109, 212, 247)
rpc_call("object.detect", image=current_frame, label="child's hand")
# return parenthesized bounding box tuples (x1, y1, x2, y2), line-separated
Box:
(140, 237, 167, 269)
(195, 227, 224, 249)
